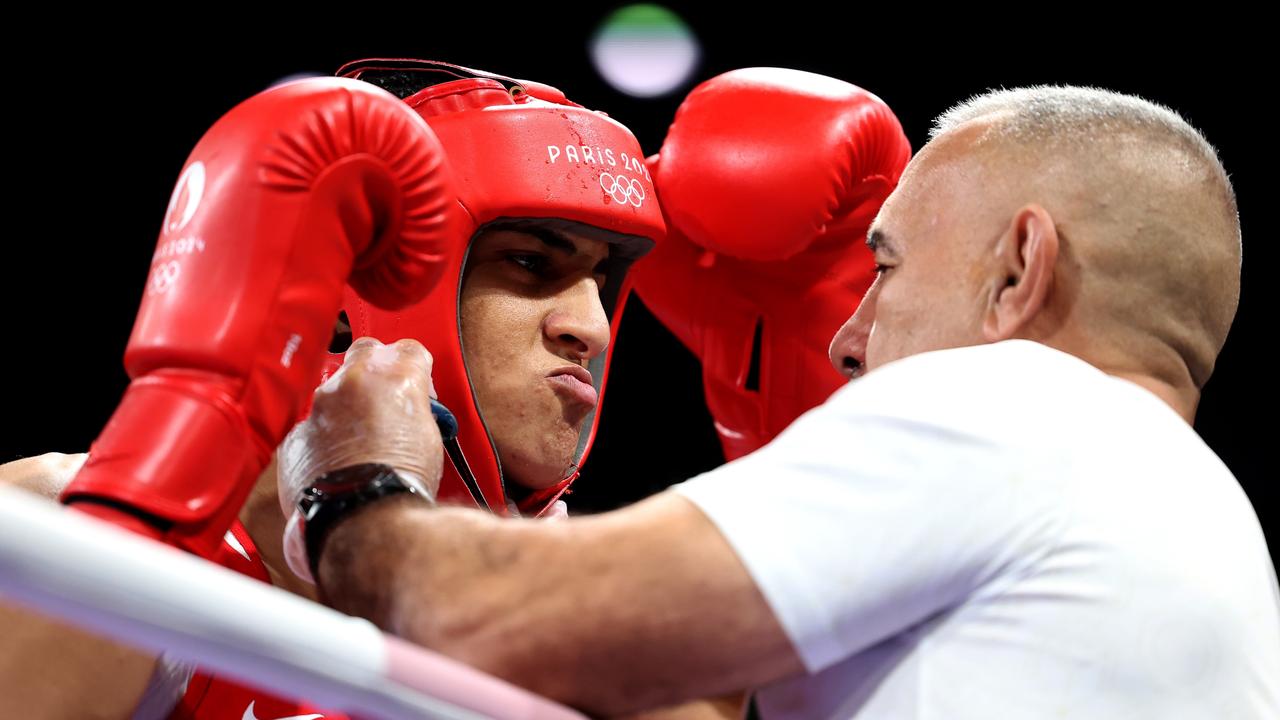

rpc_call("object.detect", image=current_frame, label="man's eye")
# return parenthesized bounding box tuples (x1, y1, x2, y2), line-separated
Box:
(874, 263, 892, 276)
(508, 254, 551, 275)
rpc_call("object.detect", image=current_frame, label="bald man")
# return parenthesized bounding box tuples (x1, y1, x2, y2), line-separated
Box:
(277, 86, 1279, 718)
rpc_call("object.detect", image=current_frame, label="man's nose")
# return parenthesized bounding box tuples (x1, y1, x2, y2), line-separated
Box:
(544, 278, 611, 361)
(828, 291, 876, 379)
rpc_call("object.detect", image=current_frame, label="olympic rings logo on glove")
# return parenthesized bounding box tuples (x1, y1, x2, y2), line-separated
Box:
(599, 172, 646, 208)
(148, 261, 182, 295)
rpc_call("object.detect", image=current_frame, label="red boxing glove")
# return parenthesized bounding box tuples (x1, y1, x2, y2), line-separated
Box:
(632, 68, 911, 460)
(61, 77, 461, 557)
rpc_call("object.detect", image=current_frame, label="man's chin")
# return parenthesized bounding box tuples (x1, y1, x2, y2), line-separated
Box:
(502, 449, 579, 494)
(558, 400, 595, 428)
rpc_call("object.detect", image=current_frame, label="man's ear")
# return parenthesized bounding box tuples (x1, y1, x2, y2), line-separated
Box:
(984, 203, 1059, 341)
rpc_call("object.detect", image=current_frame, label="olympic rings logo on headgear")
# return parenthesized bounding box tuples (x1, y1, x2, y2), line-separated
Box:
(599, 172, 646, 208)
(148, 261, 182, 295)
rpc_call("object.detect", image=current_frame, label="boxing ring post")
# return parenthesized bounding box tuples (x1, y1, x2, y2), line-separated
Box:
(0, 485, 584, 720)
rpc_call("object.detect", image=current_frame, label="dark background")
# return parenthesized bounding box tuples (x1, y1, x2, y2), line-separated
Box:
(3, 10, 1270, 544)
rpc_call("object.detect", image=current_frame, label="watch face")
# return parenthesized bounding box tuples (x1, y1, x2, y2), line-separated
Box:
(314, 474, 380, 495)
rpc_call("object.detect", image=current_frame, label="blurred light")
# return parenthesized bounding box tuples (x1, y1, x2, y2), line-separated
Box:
(591, 4, 699, 98)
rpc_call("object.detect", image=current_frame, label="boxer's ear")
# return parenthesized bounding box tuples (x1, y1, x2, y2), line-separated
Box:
(984, 204, 1058, 341)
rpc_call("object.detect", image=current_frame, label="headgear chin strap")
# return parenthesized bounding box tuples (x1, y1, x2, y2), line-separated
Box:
(330, 59, 665, 516)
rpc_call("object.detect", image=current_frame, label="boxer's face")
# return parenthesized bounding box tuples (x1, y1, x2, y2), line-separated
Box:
(460, 227, 612, 490)
(829, 130, 995, 377)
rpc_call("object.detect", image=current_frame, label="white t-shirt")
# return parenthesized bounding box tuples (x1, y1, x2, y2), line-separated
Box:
(674, 340, 1280, 719)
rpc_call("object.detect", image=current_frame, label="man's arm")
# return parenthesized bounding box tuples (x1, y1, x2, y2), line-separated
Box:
(0, 454, 159, 720)
(318, 491, 802, 716)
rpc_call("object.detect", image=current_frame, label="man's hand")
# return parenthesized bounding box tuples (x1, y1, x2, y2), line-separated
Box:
(277, 337, 445, 580)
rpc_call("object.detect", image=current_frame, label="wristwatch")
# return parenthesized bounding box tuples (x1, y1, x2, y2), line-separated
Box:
(298, 463, 432, 577)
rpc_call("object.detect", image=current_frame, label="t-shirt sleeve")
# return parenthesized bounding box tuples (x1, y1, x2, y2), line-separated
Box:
(672, 357, 1062, 673)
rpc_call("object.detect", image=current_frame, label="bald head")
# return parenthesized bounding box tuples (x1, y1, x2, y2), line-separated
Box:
(930, 87, 1241, 390)
(829, 86, 1242, 421)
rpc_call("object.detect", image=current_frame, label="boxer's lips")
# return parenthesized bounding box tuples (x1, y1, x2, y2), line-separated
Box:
(547, 366, 598, 408)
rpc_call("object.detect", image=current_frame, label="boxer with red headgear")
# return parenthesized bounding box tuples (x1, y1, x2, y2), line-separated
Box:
(329, 59, 663, 519)
(263, 66, 908, 719)
(0, 60, 662, 720)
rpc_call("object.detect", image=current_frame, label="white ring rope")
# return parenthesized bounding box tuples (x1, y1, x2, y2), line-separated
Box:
(0, 486, 584, 720)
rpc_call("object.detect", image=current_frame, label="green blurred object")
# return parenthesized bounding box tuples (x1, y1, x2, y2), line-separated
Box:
(591, 4, 700, 98)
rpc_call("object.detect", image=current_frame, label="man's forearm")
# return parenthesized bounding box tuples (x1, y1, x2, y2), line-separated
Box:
(316, 493, 802, 715)
(318, 496, 528, 659)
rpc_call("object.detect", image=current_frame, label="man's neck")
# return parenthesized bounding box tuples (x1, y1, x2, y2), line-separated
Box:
(1106, 371, 1199, 424)
(1030, 332, 1201, 424)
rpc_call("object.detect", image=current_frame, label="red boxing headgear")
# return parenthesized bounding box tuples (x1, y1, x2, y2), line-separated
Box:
(331, 60, 664, 516)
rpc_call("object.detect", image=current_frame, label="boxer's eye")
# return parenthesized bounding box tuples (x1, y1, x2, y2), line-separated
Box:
(508, 253, 552, 277)
(592, 258, 610, 291)
(874, 263, 892, 276)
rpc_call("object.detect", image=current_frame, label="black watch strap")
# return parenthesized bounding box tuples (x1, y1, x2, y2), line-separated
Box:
(298, 463, 430, 578)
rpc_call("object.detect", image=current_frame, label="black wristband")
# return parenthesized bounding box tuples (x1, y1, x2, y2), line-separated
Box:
(298, 463, 430, 579)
